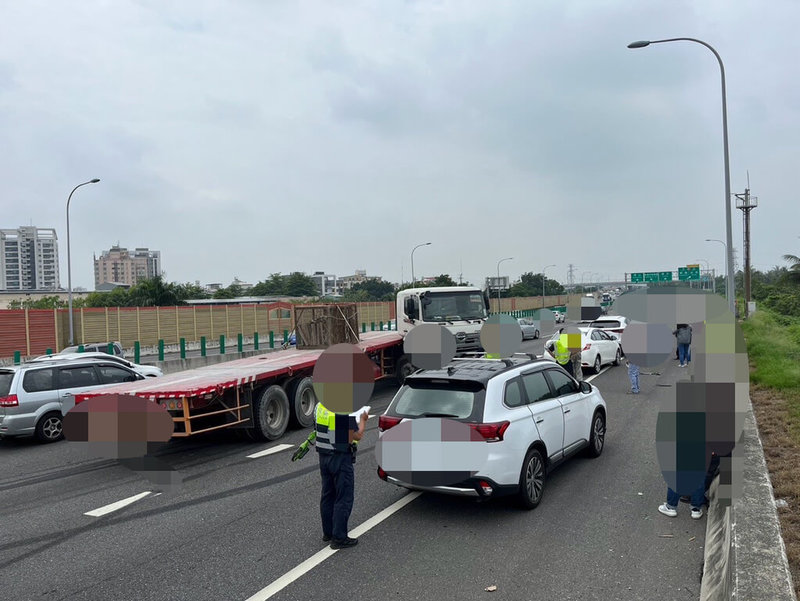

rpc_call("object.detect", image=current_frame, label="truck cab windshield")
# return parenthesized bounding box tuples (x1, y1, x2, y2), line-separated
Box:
(420, 291, 487, 322)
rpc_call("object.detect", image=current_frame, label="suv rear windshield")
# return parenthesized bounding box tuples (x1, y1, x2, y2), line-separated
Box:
(0, 371, 14, 396)
(391, 379, 485, 421)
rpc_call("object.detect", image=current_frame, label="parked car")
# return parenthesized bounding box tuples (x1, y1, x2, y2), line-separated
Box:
(377, 355, 607, 509)
(517, 318, 540, 340)
(29, 352, 163, 378)
(543, 327, 622, 373)
(0, 358, 145, 442)
(58, 341, 125, 358)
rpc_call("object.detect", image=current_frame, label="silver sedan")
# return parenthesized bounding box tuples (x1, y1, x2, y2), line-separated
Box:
(517, 318, 540, 340)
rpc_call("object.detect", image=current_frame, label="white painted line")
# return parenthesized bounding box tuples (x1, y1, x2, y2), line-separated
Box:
(247, 443, 294, 459)
(243, 491, 422, 601)
(585, 365, 612, 383)
(84, 491, 152, 517)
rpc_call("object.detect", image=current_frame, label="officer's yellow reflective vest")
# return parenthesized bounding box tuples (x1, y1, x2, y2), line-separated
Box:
(554, 336, 571, 365)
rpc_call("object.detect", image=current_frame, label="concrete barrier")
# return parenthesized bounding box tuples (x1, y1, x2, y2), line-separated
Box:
(701, 401, 796, 600)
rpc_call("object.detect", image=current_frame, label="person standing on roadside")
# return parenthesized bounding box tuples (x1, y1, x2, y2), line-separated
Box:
(625, 358, 640, 394)
(673, 323, 693, 367)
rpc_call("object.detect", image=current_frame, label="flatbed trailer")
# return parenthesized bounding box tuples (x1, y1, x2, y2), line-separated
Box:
(74, 331, 406, 441)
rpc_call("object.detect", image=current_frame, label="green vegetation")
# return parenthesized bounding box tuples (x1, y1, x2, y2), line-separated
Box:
(741, 310, 800, 393)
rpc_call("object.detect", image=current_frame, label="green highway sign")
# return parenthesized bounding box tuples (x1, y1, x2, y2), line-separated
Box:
(644, 272, 659, 282)
(678, 265, 701, 281)
(659, 271, 673, 282)
(631, 272, 643, 282)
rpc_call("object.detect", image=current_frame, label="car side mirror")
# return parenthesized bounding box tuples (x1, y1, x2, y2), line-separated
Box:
(580, 381, 592, 393)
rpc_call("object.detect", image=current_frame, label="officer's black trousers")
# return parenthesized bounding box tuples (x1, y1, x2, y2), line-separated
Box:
(319, 451, 354, 541)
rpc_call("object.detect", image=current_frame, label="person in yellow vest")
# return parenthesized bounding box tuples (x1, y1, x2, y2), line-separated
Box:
(315, 401, 368, 549)
(548, 328, 580, 378)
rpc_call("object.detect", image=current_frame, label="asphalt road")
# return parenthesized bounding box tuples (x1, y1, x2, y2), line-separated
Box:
(0, 330, 707, 601)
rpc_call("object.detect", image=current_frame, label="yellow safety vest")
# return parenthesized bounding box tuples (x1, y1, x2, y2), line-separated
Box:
(315, 403, 355, 453)
(554, 337, 571, 365)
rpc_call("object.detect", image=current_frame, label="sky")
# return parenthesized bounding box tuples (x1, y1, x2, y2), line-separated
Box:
(1, 0, 798, 291)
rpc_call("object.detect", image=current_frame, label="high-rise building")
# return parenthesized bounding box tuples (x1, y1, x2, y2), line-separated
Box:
(311, 271, 339, 296)
(0, 226, 60, 290)
(94, 246, 162, 288)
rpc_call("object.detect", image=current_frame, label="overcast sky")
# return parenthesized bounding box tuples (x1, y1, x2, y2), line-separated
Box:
(2, 0, 797, 291)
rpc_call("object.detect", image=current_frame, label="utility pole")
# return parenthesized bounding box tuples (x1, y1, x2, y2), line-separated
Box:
(735, 175, 758, 317)
(567, 264, 576, 292)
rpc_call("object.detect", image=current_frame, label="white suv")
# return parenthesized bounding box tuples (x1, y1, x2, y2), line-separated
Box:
(377, 355, 607, 509)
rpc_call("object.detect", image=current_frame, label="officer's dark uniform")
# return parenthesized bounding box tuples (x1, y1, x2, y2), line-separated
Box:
(315, 402, 359, 544)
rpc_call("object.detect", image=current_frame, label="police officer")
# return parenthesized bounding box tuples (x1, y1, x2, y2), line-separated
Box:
(315, 401, 368, 549)
(549, 328, 577, 378)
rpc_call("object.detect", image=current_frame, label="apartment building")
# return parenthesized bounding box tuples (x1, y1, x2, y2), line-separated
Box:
(94, 246, 162, 287)
(338, 269, 382, 291)
(0, 226, 60, 290)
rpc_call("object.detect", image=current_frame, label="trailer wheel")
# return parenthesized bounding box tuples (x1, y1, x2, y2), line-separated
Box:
(288, 377, 317, 429)
(250, 385, 290, 441)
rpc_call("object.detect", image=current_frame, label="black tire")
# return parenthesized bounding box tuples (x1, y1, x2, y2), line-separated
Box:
(288, 377, 316, 428)
(250, 385, 290, 441)
(587, 411, 606, 458)
(395, 356, 416, 385)
(613, 348, 621, 366)
(35, 411, 63, 443)
(517, 448, 546, 509)
(534, 330, 540, 340)
(592, 354, 602, 374)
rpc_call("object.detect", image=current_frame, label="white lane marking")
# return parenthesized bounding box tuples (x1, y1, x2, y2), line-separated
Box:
(585, 365, 612, 383)
(84, 491, 152, 517)
(246, 443, 294, 459)
(243, 491, 422, 601)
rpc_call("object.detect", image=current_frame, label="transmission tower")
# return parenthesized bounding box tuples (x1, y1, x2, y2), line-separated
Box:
(567, 264, 576, 290)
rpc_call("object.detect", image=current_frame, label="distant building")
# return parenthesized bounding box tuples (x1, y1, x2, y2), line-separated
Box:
(94, 246, 162, 288)
(311, 271, 339, 296)
(0, 226, 60, 291)
(338, 269, 383, 291)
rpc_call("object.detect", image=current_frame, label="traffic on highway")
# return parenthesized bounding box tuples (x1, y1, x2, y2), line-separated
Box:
(0, 310, 710, 601)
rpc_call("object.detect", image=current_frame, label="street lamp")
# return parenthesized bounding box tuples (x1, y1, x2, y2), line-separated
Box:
(628, 38, 735, 314)
(542, 264, 556, 300)
(67, 178, 101, 346)
(496, 257, 513, 312)
(706, 239, 727, 299)
(410, 242, 431, 286)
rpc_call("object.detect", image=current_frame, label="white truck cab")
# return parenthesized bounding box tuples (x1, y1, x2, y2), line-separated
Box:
(397, 286, 490, 353)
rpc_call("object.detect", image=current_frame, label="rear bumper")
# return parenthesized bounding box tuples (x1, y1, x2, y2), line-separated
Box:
(381, 473, 517, 499)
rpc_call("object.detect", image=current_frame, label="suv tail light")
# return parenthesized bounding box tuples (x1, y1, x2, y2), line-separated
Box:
(377, 467, 388, 480)
(0, 394, 19, 407)
(469, 421, 510, 442)
(378, 415, 402, 432)
(478, 480, 494, 495)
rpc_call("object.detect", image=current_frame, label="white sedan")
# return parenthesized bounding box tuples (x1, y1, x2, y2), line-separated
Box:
(517, 318, 540, 340)
(542, 327, 622, 373)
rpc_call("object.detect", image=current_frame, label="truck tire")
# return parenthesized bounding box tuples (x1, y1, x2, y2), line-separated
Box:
(288, 376, 316, 429)
(250, 385, 290, 441)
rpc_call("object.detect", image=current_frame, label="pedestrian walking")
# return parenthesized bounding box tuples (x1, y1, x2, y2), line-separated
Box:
(315, 402, 368, 549)
(673, 323, 693, 367)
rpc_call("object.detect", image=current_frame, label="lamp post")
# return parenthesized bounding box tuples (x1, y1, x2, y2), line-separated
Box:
(542, 264, 556, 300)
(628, 38, 734, 314)
(706, 239, 727, 299)
(496, 257, 513, 312)
(66, 178, 101, 346)
(410, 242, 431, 287)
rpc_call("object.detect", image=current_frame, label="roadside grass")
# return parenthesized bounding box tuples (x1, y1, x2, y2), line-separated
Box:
(742, 308, 800, 597)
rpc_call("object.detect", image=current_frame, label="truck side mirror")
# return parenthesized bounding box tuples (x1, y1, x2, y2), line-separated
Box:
(404, 297, 418, 320)
(483, 290, 490, 311)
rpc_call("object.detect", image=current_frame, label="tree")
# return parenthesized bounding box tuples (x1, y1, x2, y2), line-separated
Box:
(213, 281, 244, 299)
(252, 273, 287, 296)
(7, 295, 67, 309)
(83, 287, 132, 307)
(285, 272, 318, 296)
(175, 282, 209, 301)
(343, 279, 396, 301)
(128, 276, 180, 306)
(783, 254, 800, 284)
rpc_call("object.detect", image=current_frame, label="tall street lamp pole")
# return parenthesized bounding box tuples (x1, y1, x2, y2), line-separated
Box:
(410, 242, 431, 287)
(67, 178, 101, 346)
(628, 38, 735, 314)
(706, 239, 727, 299)
(496, 257, 513, 312)
(542, 264, 556, 301)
